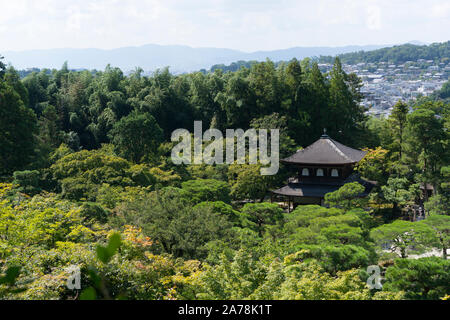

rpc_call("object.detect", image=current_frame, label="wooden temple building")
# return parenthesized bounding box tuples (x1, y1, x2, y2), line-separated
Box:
(271, 132, 376, 212)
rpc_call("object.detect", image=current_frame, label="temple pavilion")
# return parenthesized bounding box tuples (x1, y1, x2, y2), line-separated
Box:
(271, 131, 376, 212)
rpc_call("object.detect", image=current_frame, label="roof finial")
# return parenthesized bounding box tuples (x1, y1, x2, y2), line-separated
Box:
(321, 128, 329, 138)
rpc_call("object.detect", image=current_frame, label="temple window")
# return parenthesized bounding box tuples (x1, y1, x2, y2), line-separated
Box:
(302, 168, 310, 176)
(316, 168, 324, 177)
(331, 169, 339, 177)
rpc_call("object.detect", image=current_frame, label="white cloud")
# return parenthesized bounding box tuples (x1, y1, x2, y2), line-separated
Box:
(366, 5, 382, 30)
(430, 2, 450, 18)
(0, 0, 448, 52)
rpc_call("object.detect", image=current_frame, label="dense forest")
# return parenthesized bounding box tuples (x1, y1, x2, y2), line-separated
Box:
(0, 53, 449, 300)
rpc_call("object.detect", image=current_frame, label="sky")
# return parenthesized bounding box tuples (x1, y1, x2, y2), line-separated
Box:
(1, 0, 449, 52)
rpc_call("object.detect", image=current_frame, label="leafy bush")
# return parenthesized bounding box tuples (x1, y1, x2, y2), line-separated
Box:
(51, 148, 154, 201)
(383, 257, 450, 300)
(181, 179, 231, 204)
(111, 187, 235, 259)
(13, 170, 41, 195)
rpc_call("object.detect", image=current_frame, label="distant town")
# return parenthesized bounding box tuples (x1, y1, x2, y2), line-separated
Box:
(318, 59, 449, 116)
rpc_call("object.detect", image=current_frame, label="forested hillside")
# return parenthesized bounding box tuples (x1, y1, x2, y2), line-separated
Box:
(0, 55, 449, 300)
(319, 41, 450, 64)
(209, 42, 450, 73)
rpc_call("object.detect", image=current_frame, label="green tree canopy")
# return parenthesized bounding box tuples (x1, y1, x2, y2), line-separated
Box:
(383, 257, 450, 300)
(112, 187, 234, 259)
(419, 215, 450, 259)
(325, 182, 366, 210)
(181, 179, 231, 204)
(50, 147, 154, 201)
(240, 202, 284, 236)
(370, 220, 435, 258)
(109, 111, 163, 163)
(0, 81, 37, 175)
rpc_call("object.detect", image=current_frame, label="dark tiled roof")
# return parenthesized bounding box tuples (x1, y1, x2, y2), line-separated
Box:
(272, 173, 376, 198)
(272, 183, 340, 197)
(282, 135, 367, 165)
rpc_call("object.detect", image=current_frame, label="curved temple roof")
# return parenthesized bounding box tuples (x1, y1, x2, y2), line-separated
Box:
(281, 134, 367, 165)
(272, 173, 377, 198)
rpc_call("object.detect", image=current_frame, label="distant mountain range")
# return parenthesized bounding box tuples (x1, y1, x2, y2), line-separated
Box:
(0, 41, 431, 73)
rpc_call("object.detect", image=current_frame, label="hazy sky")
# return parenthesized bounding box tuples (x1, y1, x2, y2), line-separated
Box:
(1, 0, 449, 52)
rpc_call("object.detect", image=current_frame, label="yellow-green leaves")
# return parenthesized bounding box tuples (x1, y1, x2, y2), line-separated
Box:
(96, 233, 121, 264)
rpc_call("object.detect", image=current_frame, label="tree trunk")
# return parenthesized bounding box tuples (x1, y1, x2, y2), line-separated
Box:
(393, 202, 400, 217)
(400, 247, 407, 258)
(260, 193, 266, 203)
(423, 158, 429, 202)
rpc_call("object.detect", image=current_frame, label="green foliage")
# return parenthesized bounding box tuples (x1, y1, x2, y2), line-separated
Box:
(418, 215, 450, 259)
(81, 233, 122, 299)
(0, 266, 21, 286)
(0, 265, 26, 298)
(80, 202, 109, 223)
(112, 188, 234, 259)
(240, 203, 284, 236)
(430, 79, 450, 103)
(381, 177, 419, 214)
(186, 164, 229, 181)
(109, 111, 163, 163)
(250, 112, 297, 158)
(284, 206, 373, 248)
(3, 56, 370, 174)
(277, 260, 370, 300)
(388, 100, 409, 162)
(0, 80, 38, 175)
(425, 195, 449, 216)
(327, 58, 366, 146)
(210, 60, 258, 73)
(325, 182, 366, 209)
(370, 220, 435, 258)
(194, 201, 241, 225)
(0, 55, 5, 77)
(288, 245, 373, 274)
(383, 257, 450, 300)
(97, 233, 121, 263)
(181, 179, 231, 204)
(50, 147, 154, 201)
(365, 116, 393, 149)
(228, 164, 280, 202)
(320, 41, 450, 64)
(13, 170, 41, 195)
(0, 54, 448, 301)
(0, 186, 203, 300)
(196, 249, 373, 300)
(403, 102, 447, 194)
(355, 147, 389, 184)
(0, 198, 93, 250)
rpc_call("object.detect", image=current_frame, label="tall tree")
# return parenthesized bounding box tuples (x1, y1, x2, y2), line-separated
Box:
(0, 81, 38, 174)
(328, 58, 366, 145)
(404, 102, 446, 200)
(0, 55, 5, 76)
(109, 111, 163, 163)
(389, 100, 409, 161)
(4, 66, 29, 106)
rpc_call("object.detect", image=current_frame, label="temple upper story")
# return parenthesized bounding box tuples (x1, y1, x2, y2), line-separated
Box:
(282, 132, 366, 165)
